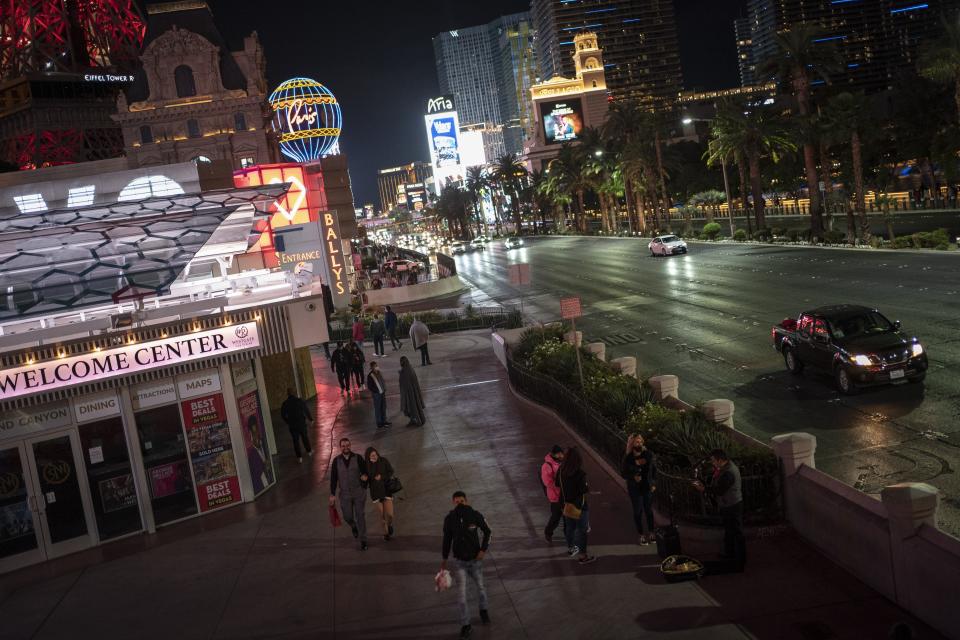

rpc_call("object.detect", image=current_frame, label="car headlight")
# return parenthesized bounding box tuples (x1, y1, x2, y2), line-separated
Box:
(911, 343, 924, 357)
(851, 355, 873, 366)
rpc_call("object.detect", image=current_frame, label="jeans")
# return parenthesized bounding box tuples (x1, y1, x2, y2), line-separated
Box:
(289, 428, 311, 458)
(629, 488, 655, 534)
(563, 504, 589, 553)
(373, 335, 385, 355)
(336, 370, 351, 391)
(339, 493, 367, 542)
(419, 343, 431, 365)
(352, 367, 364, 387)
(372, 392, 386, 426)
(720, 502, 746, 567)
(388, 327, 401, 349)
(453, 559, 488, 626)
(545, 501, 564, 538)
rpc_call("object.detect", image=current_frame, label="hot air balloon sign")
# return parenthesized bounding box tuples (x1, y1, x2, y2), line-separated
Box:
(269, 77, 342, 162)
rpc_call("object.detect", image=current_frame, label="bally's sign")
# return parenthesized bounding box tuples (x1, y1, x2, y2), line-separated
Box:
(426, 95, 455, 115)
(0, 323, 260, 402)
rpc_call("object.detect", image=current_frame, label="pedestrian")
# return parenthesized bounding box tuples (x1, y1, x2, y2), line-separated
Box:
(556, 447, 596, 564)
(367, 361, 390, 429)
(329, 437, 369, 551)
(693, 448, 745, 571)
(350, 340, 366, 389)
(385, 305, 402, 350)
(331, 341, 352, 395)
(621, 434, 657, 545)
(370, 312, 386, 357)
(409, 317, 432, 365)
(279, 387, 313, 463)
(364, 446, 396, 540)
(440, 491, 492, 639)
(352, 315, 365, 348)
(540, 445, 565, 542)
(398, 355, 426, 426)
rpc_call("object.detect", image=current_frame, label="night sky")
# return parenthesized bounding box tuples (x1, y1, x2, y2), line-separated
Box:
(207, 0, 747, 208)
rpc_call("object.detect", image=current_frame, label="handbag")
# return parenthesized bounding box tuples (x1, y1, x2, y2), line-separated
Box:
(386, 476, 403, 495)
(328, 504, 342, 527)
(559, 475, 582, 520)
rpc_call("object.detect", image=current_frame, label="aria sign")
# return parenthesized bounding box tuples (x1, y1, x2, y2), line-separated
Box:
(426, 95, 455, 115)
(0, 323, 260, 402)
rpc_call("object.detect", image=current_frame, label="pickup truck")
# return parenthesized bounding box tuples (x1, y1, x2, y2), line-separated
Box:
(772, 304, 928, 395)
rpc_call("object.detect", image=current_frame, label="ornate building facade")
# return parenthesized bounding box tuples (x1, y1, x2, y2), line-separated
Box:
(113, 1, 276, 169)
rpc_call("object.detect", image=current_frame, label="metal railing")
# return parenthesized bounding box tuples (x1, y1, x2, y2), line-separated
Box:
(331, 307, 512, 342)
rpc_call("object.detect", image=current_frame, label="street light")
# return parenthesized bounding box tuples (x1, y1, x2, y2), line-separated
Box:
(594, 149, 603, 157)
(682, 114, 735, 238)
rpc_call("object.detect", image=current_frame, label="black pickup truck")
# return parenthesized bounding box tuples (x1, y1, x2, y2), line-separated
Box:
(772, 304, 928, 395)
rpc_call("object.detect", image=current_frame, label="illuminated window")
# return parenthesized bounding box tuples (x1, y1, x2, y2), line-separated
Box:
(174, 65, 197, 98)
(239, 156, 256, 168)
(118, 176, 185, 202)
(187, 119, 201, 138)
(13, 193, 48, 214)
(234, 112, 247, 131)
(67, 185, 96, 208)
(140, 125, 153, 144)
(195, 155, 212, 163)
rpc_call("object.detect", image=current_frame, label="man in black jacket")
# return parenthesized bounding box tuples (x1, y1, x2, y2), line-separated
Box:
(440, 491, 492, 639)
(694, 448, 745, 571)
(280, 388, 313, 463)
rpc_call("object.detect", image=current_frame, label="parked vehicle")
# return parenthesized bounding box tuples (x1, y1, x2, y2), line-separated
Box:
(772, 305, 928, 394)
(648, 235, 687, 256)
(504, 236, 524, 250)
(470, 237, 487, 251)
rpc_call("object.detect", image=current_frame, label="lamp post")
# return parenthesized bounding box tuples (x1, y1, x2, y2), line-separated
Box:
(683, 116, 736, 238)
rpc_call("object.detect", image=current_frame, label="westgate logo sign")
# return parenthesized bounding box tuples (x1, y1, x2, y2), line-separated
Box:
(426, 95, 454, 114)
(0, 323, 260, 402)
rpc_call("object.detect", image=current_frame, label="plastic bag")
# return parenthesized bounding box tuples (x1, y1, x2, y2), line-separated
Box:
(434, 569, 453, 592)
(329, 504, 342, 528)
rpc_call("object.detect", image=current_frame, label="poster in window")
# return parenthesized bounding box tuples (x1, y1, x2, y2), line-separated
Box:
(98, 474, 138, 513)
(539, 98, 584, 144)
(237, 389, 273, 494)
(180, 394, 241, 511)
(148, 461, 192, 499)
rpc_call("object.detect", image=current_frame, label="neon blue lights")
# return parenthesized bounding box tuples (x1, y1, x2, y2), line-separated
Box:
(559, 41, 574, 45)
(811, 80, 826, 85)
(891, 4, 928, 13)
(831, 0, 859, 4)
(813, 35, 845, 42)
(268, 77, 342, 163)
(847, 63, 860, 68)
(586, 7, 615, 13)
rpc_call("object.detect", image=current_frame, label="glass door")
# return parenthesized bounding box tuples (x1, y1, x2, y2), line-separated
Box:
(0, 443, 43, 573)
(23, 431, 96, 559)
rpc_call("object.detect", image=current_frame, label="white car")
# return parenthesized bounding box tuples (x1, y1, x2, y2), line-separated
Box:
(504, 236, 524, 250)
(648, 235, 688, 256)
(449, 242, 467, 255)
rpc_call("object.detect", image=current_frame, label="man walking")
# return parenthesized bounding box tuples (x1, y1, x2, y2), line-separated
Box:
(540, 445, 565, 542)
(329, 438, 369, 550)
(409, 317, 432, 366)
(330, 341, 352, 395)
(280, 388, 313, 463)
(385, 305, 402, 350)
(366, 362, 390, 429)
(694, 448, 745, 571)
(370, 313, 386, 357)
(441, 491, 492, 639)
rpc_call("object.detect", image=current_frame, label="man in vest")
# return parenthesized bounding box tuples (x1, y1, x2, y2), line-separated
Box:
(329, 437, 369, 550)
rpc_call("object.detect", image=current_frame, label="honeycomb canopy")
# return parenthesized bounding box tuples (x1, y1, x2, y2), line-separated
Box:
(269, 77, 342, 162)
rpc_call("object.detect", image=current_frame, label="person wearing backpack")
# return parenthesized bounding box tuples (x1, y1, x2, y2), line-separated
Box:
(440, 491, 492, 639)
(556, 447, 596, 565)
(540, 445, 565, 542)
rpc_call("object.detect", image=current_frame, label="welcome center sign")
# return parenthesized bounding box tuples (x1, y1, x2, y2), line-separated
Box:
(0, 323, 261, 402)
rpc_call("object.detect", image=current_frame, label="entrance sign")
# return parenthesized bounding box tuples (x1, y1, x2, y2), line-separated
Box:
(560, 296, 582, 319)
(0, 322, 260, 402)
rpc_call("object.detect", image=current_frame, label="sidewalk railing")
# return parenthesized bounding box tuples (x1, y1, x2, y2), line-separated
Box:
(332, 307, 514, 342)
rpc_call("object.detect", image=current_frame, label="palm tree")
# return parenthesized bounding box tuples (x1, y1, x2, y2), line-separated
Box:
(821, 92, 870, 243)
(549, 144, 591, 232)
(493, 153, 528, 233)
(761, 24, 841, 239)
(538, 166, 572, 232)
(437, 185, 472, 239)
(706, 101, 797, 231)
(919, 14, 960, 125)
(465, 165, 489, 237)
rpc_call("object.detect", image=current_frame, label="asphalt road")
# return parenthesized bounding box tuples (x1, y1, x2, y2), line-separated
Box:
(454, 237, 960, 536)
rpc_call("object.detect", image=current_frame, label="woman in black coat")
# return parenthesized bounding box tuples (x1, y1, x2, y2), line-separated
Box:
(556, 447, 596, 565)
(621, 434, 657, 545)
(364, 446, 396, 540)
(350, 342, 366, 388)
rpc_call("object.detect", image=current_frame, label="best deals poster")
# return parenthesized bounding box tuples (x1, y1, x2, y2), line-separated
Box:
(180, 394, 241, 511)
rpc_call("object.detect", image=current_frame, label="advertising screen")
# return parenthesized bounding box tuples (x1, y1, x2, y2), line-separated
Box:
(540, 98, 585, 145)
(426, 112, 461, 169)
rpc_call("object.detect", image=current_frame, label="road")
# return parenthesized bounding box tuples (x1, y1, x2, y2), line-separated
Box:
(454, 237, 960, 536)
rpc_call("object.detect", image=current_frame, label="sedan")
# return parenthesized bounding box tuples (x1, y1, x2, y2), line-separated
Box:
(648, 235, 687, 256)
(504, 236, 524, 250)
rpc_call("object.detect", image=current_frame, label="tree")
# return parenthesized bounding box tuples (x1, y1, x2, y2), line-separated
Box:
(465, 165, 489, 237)
(919, 13, 960, 125)
(688, 190, 726, 222)
(761, 24, 841, 239)
(549, 144, 591, 232)
(437, 186, 472, 239)
(493, 153, 528, 233)
(706, 101, 797, 231)
(821, 92, 871, 242)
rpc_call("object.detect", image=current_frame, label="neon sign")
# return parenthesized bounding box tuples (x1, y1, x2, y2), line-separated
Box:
(320, 211, 347, 298)
(269, 77, 342, 162)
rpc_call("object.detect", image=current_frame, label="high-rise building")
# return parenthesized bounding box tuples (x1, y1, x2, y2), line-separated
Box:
(744, 0, 960, 94)
(734, 17, 756, 87)
(432, 12, 537, 157)
(377, 161, 433, 213)
(531, 0, 683, 105)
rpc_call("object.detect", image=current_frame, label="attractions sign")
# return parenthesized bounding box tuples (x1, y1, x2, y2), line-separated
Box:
(0, 323, 261, 402)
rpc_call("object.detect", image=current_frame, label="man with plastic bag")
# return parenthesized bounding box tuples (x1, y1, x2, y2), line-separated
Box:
(440, 491, 492, 639)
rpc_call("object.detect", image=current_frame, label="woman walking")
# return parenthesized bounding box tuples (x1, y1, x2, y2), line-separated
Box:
(398, 356, 426, 426)
(350, 341, 366, 389)
(621, 434, 657, 545)
(557, 447, 596, 565)
(364, 446, 396, 540)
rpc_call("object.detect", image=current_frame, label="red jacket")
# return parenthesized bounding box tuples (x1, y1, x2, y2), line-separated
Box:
(352, 321, 365, 342)
(541, 453, 562, 503)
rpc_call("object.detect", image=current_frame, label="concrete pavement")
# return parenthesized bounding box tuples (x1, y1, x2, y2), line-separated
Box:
(0, 331, 941, 639)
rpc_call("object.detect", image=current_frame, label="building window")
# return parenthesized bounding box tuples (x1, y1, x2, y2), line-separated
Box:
(234, 112, 247, 131)
(139, 125, 153, 144)
(174, 65, 197, 98)
(239, 156, 256, 168)
(194, 155, 212, 163)
(117, 176, 185, 202)
(187, 119, 201, 138)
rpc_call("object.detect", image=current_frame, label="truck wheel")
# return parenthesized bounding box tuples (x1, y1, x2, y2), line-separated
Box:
(835, 366, 858, 395)
(784, 348, 804, 375)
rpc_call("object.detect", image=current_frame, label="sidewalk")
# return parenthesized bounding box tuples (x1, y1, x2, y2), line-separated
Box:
(0, 331, 942, 639)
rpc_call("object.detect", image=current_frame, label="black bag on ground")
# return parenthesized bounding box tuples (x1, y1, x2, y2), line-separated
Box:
(655, 524, 681, 559)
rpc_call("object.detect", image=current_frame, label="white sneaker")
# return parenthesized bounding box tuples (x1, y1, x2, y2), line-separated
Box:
(298, 457, 303, 463)
(568, 545, 580, 558)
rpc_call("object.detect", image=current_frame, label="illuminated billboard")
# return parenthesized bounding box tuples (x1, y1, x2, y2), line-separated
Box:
(269, 77, 342, 162)
(459, 129, 486, 169)
(424, 95, 463, 189)
(540, 98, 584, 145)
(405, 183, 427, 212)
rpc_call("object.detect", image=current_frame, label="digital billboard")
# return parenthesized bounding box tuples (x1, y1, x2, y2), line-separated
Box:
(426, 112, 461, 169)
(540, 98, 585, 145)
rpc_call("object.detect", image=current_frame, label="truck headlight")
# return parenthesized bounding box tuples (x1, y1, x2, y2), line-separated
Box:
(911, 343, 924, 357)
(851, 355, 873, 366)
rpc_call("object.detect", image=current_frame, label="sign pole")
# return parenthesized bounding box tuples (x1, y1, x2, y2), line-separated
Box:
(560, 295, 585, 390)
(571, 317, 584, 389)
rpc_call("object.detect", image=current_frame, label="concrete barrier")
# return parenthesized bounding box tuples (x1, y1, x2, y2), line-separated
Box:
(586, 342, 606, 361)
(702, 399, 735, 429)
(564, 330, 582, 347)
(648, 374, 678, 400)
(610, 356, 637, 378)
(364, 275, 465, 308)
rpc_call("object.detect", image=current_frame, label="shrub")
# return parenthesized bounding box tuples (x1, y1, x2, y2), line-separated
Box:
(513, 323, 566, 362)
(733, 229, 748, 242)
(822, 230, 846, 245)
(650, 411, 777, 470)
(752, 229, 772, 242)
(702, 222, 723, 240)
(503, 309, 524, 329)
(584, 373, 654, 425)
(625, 402, 681, 442)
